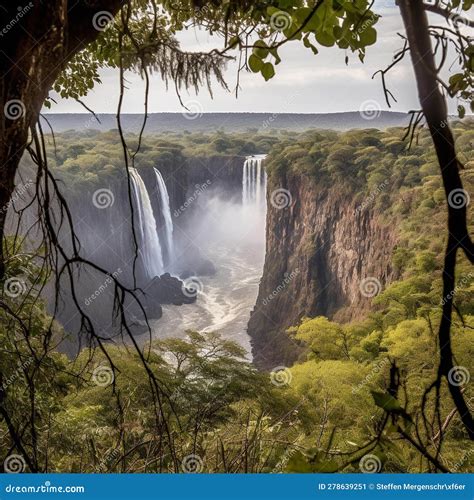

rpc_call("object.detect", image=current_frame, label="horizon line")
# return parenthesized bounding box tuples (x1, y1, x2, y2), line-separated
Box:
(42, 110, 411, 116)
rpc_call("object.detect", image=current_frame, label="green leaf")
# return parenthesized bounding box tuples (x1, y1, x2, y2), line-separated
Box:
(261, 62, 275, 81)
(248, 54, 263, 73)
(449, 73, 467, 94)
(315, 29, 335, 47)
(253, 40, 269, 59)
(303, 34, 319, 55)
(228, 36, 240, 49)
(371, 391, 413, 423)
(458, 104, 466, 119)
(295, 7, 320, 32)
(359, 26, 377, 46)
(285, 451, 315, 473)
(269, 48, 282, 65)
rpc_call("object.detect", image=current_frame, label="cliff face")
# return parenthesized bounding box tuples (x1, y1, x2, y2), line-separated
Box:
(52, 154, 245, 276)
(185, 156, 245, 199)
(248, 171, 398, 369)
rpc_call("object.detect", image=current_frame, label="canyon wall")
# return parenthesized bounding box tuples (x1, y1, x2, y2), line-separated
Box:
(184, 155, 245, 200)
(248, 170, 399, 369)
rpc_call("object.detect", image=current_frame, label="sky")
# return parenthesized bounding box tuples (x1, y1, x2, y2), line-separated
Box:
(47, 1, 465, 115)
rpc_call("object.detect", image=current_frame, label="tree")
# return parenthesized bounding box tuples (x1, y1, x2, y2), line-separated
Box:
(291, 316, 350, 360)
(0, 1, 124, 277)
(395, 0, 473, 439)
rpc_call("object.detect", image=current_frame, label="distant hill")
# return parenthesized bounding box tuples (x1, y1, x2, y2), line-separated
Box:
(40, 111, 410, 133)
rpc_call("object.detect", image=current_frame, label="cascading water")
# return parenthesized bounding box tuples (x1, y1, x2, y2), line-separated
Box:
(154, 168, 174, 263)
(129, 168, 164, 278)
(242, 155, 267, 206)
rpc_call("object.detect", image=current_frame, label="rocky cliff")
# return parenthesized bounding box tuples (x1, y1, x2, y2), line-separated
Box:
(248, 170, 399, 369)
(185, 155, 245, 200)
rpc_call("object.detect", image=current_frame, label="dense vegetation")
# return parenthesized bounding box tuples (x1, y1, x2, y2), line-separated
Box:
(1, 122, 472, 472)
(42, 128, 279, 190)
(266, 120, 473, 471)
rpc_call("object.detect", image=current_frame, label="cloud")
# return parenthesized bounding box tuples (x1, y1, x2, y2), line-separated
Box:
(45, 5, 461, 115)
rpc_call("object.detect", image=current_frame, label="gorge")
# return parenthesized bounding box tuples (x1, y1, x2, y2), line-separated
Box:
(8, 128, 401, 367)
(3, 122, 472, 473)
(8, 122, 472, 369)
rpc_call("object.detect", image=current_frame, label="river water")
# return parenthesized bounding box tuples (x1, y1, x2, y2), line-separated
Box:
(148, 158, 267, 358)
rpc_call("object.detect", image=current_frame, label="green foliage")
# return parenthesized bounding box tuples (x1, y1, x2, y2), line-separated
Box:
(278, 121, 473, 472)
(0, 316, 304, 472)
(45, 129, 280, 190)
(4, 120, 473, 473)
(244, 0, 379, 81)
(291, 316, 349, 360)
(47, 1, 471, 121)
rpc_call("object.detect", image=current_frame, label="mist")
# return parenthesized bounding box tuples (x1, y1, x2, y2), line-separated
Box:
(150, 177, 267, 354)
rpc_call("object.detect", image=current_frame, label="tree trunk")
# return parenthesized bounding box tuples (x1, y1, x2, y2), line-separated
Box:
(0, 0, 124, 279)
(398, 0, 474, 439)
(0, 0, 124, 471)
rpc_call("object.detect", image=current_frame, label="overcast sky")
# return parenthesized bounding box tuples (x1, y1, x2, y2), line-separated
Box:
(48, 0, 465, 115)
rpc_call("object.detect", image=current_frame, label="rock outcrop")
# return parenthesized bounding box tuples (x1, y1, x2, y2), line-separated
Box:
(248, 170, 398, 369)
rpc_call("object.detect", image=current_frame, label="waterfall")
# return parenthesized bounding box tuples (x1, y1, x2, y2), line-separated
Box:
(129, 168, 164, 278)
(242, 155, 267, 206)
(154, 168, 174, 263)
(243, 161, 248, 204)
